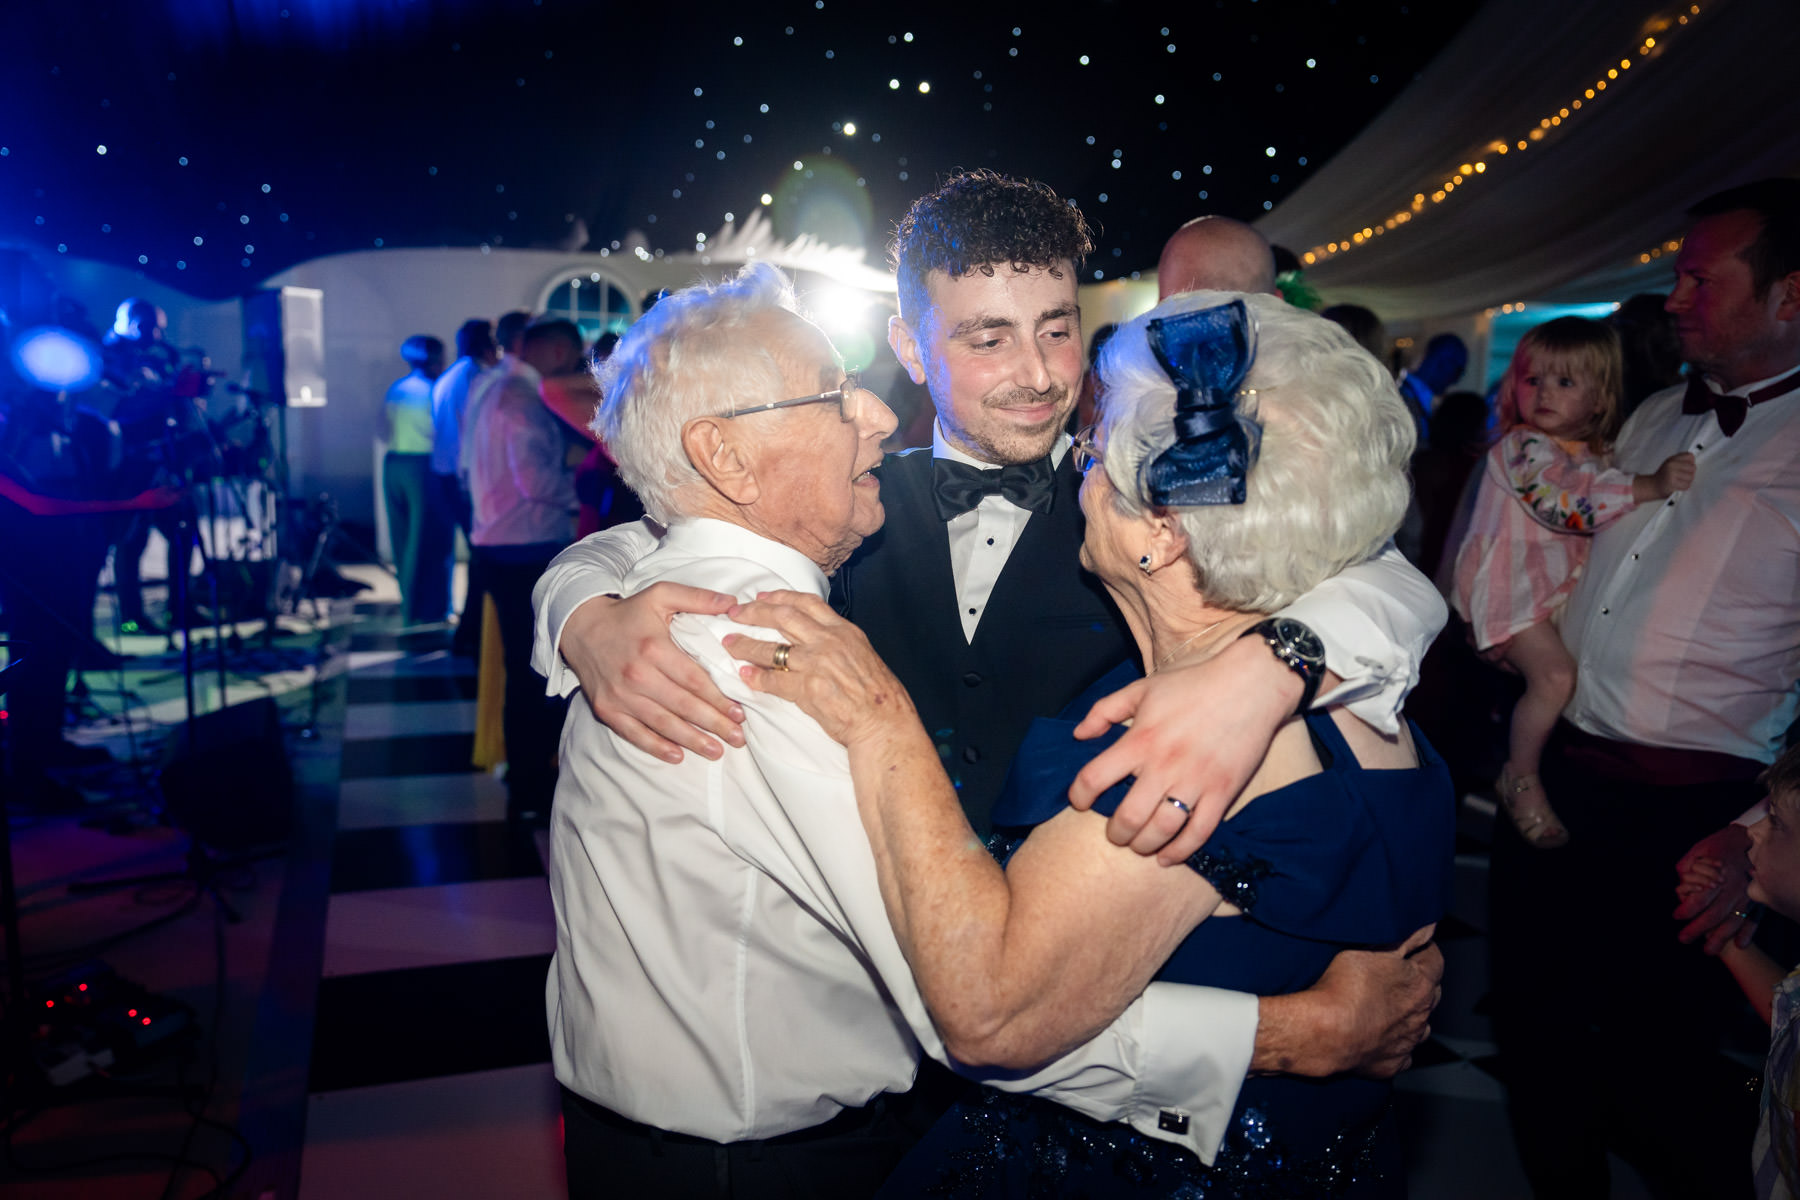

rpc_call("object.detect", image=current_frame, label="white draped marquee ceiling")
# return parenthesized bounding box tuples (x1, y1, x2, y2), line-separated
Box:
(1257, 0, 1800, 321)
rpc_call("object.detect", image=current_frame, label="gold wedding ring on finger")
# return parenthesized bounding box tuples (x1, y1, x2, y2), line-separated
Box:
(772, 643, 793, 672)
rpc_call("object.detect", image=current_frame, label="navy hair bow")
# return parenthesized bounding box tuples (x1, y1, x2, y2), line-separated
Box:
(1139, 300, 1262, 507)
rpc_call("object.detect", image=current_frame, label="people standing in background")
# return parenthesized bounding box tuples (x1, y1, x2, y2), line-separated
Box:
(380, 334, 449, 625)
(452, 310, 532, 657)
(1409, 390, 1489, 581)
(102, 298, 184, 634)
(1393, 332, 1470, 562)
(1155, 214, 1280, 299)
(1396, 332, 1468, 443)
(1321, 303, 1392, 372)
(431, 319, 499, 649)
(1610, 291, 1686, 419)
(468, 317, 582, 824)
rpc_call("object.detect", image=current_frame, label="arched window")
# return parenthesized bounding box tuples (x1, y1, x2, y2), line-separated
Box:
(539, 270, 638, 344)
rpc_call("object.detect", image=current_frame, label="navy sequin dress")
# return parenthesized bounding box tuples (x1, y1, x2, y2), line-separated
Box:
(877, 662, 1456, 1199)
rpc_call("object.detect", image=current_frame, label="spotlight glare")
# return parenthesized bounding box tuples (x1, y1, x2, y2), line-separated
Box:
(12, 326, 104, 391)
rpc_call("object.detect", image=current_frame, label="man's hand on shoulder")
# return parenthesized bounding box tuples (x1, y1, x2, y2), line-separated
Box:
(1252, 925, 1441, 1078)
(1069, 635, 1304, 865)
(561, 583, 744, 762)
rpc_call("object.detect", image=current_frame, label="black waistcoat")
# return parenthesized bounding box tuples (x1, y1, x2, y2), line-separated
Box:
(834, 448, 1133, 835)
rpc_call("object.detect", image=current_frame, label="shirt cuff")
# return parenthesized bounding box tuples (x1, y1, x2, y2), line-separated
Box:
(1736, 799, 1769, 827)
(1119, 982, 1258, 1164)
(985, 983, 1255, 1166)
(1278, 543, 1445, 735)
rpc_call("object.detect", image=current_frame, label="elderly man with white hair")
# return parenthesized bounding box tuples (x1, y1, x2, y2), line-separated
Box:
(546, 264, 1418, 1200)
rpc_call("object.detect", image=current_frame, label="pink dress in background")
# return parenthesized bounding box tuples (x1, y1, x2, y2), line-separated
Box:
(1452, 428, 1638, 651)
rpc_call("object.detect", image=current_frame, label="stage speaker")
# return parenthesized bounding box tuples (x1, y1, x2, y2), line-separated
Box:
(159, 697, 295, 851)
(242, 287, 327, 408)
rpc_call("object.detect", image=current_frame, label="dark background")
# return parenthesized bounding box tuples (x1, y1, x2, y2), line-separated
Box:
(1, 0, 1473, 298)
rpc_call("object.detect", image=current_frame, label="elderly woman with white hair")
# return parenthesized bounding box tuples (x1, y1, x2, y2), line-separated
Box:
(727, 291, 1456, 1197)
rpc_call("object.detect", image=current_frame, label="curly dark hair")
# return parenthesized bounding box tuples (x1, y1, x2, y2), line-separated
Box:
(889, 170, 1094, 322)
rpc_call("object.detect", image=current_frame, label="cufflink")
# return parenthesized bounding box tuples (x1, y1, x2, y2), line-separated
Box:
(1157, 1110, 1191, 1135)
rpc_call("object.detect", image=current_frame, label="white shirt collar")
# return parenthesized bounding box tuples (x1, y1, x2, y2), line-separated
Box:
(660, 517, 829, 600)
(930, 419, 1070, 470)
(1705, 359, 1800, 397)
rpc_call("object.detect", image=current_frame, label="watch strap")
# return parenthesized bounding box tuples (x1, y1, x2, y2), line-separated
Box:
(1242, 618, 1325, 716)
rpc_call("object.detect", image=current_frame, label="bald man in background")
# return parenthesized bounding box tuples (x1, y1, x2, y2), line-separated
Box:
(1157, 215, 1281, 299)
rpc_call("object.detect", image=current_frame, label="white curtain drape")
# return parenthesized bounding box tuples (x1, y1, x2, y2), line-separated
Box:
(1257, 0, 1800, 320)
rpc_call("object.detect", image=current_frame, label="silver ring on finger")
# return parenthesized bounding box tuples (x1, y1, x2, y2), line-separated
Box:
(1164, 796, 1192, 818)
(772, 643, 793, 672)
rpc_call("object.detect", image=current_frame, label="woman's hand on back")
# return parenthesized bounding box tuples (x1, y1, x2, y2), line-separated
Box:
(725, 591, 918, 747)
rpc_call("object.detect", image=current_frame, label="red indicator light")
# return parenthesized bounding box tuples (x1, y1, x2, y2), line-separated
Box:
(45, 1000, 54, 1008)
(141, 1017, 151, 1025)
(128, 1008, 138, 1017)
(78, 983, 87, 991)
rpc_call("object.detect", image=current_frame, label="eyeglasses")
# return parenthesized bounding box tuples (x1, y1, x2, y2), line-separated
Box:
(711, 372, 866, 422)
(1072, 424, 1102, 474)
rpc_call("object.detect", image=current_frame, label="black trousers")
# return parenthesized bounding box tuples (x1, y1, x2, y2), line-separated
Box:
(110, 507, 185, 624)
(561, 1088, 923, 1200)
(473, 544, 567, 817)
(382, 452, 452, 625)
(439, 473, 487, 657)
(1488, 722, 1762, 1199)
(0, 500, 109, 787)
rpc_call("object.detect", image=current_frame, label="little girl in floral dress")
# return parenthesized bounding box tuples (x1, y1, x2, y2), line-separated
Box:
(1452, 317, 1694, 848)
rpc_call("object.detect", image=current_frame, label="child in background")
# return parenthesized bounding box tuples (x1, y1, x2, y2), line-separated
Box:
(1452, 318, 1695, 848)
(1679, 747, 1800, 1199)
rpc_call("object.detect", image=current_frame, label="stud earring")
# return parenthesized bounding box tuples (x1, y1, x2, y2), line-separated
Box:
(1139, 555, 1154, 575)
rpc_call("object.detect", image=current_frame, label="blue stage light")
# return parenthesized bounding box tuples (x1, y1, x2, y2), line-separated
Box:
(11, 326, 105, 391)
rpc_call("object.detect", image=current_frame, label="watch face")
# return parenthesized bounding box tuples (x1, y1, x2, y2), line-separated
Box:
(1271, 617, 1326, 667)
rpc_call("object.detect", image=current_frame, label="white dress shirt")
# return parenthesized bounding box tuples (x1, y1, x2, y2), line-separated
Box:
(429, 355, 490, 477)
(467, 358, 577, 548)
(1560, 367, 1800, 762)
(545, 518, 1257, 1161)
(936, 422, 1071, 642)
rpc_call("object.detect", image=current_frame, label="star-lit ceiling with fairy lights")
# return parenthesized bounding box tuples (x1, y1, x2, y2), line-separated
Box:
(0, 0, 1471, 299)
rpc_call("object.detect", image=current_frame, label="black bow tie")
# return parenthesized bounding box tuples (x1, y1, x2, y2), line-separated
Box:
(932, 456, 1056, 521)
(1681, 371, 1800, 436)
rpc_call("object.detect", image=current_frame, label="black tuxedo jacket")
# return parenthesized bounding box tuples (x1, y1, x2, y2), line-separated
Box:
(835, 448, 1134, 835)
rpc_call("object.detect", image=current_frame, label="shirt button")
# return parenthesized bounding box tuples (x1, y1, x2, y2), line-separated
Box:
(1601, 607, 1610, 615)
(962, 746, 981, 764)
(986, 537, 995, 546)
(962, 672, 982, 687)
(967, 607, 977, 616)
(1631, 553, 1639, 560)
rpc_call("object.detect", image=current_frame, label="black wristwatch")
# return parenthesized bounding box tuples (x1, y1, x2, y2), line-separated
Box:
(1241, 617, 1326, 716)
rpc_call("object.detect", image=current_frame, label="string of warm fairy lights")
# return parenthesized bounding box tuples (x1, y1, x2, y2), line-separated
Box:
(1478, 234, 1686, 318)
(1299, 3, 1707, 270)
(1636, 235, 1685, 266)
